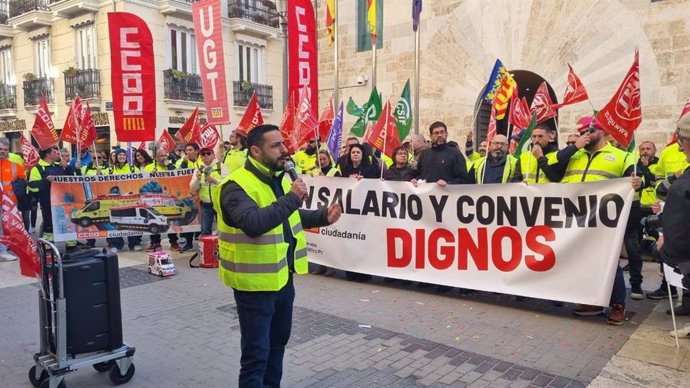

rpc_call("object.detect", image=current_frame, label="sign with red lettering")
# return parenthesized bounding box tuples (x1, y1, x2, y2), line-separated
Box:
(192, 0, 230, 125)
(302, 178, 633, 307)
(287, 0, 318, 119)
(108, 12, 156, 142)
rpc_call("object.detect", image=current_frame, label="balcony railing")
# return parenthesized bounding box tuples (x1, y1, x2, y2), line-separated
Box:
(0, 84, 16, 109)
(163, 69, 203, 102)
(23, 77, 53, 106)
(228, 0, 279, 28)
(232, 81, 273, 110)
(9, 0, 49, 18)
(64, 68, 100, 101)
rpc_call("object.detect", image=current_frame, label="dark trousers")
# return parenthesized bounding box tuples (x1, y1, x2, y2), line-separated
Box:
(624, 202, 643, 287)
(233, 275, 295, 388)
(610, 265, 626, 306)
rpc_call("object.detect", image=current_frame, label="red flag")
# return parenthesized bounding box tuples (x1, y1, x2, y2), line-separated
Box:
(158, 130, 176, 154)
(287, 0, 318, 120)
(30, 97, 59, 150)
(197, 124, 220, 149)
(0, 190, 40, 278)
(192, 0, 231, 125)
(530, 82, 557, 124)
(279, 94, 299, 154)
(177, 107, 201, 143)
(363, 101, 401, 158)
(20, 134, 40, 170)
(667, 95, 690, 146)
(235, 91, 264, 136)
(109, 12, 156, 142)
(486, 105, 497, 142)
(295, 85, 319, 145)
(509, 95, 531, 130)
(556, 64, 589, 107)
(596, 49, 641, 148)
(59, 96, 83, 145)
(137, 141, 146, 150)
(317, 96, 334, 141)
(80, 105, 98, 148)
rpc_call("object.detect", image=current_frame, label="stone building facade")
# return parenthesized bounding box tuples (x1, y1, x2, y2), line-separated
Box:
(317, 0, 690, 148)
(0, 0, 285, 154)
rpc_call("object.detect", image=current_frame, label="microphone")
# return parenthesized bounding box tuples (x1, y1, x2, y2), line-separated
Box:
(284, 160, 299, 181)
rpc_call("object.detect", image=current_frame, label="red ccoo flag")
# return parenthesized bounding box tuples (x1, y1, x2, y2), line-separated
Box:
(363, 101, 402, 158)
(235, 91, 264, 136)
(0, 190, 40, 278)
(530, 82, 557, 124)
(177, 107, 201, 143)
(295, 84, 319, 145)
(486, 105, 497, 142)
(157, 130, 177, 154)
(80, 104, 98, 148)
(596, 49, 641, 148)
(31, 97, 59, 150)
(509, 93, 531, 131)
(279, 93, 299, 154)
(60, 97, 84, 145)
(20, 134, 40, 170)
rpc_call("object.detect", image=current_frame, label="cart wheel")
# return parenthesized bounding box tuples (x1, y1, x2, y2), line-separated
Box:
(93, 360, 114, 373)
(108, 363, 135, 385)
(38, 378, 66, 388)
(28, 365, 48, 387)
(147, 267, 152, 274)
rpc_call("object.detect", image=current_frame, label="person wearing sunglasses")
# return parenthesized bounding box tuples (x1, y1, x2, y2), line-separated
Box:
(190, 147, 229, 237)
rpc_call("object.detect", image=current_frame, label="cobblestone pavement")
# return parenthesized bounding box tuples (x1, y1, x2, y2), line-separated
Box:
(0, 249, 687, 388)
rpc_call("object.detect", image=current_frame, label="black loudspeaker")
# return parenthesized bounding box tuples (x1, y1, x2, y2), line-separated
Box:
(56, 249, 123, 355)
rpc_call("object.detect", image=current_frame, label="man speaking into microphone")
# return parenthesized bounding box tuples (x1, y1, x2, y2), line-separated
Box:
(213, 124, 342, 387)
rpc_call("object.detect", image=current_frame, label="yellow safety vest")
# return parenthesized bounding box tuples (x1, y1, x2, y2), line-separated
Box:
(198, 163, 223, 203)
(562, 143, 631, 183)
(213, 166, 308, 291)
(294, 150, 316, 174)
(473, 154, 517, 184)
(224, 149, 248, 174)
(518, 151, 558, 183)
(110, 164, 139, 175)
(655, 144, 689, 180)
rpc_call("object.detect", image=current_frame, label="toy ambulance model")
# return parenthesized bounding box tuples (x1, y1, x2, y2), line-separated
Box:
(147, 251, 176, 277)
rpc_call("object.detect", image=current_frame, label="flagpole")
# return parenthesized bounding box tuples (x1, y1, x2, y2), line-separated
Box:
(333, 0, 339, 118)
(379, 102, 388, 179)
(414, 22, 420, 135)
(371, 41, 377, 88)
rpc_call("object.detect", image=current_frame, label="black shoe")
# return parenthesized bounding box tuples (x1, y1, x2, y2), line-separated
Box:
(630, 284, 644, 300)
(647, 285, 677, 300)
(667, 304, 690, 316)
(179, 244, 194, 253)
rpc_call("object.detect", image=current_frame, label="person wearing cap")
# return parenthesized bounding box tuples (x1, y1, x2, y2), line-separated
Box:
(223, 131, 248, 174)
(168, 143, 185, 165)
(190, 147, 229, 236)
(562, 116, 643, 326)
(108, 149, 143, 252)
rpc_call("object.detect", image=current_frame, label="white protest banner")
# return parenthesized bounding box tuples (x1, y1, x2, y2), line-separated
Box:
(302, 177, 633, 307)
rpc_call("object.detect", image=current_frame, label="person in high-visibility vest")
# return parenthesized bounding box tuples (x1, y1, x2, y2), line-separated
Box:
(469, 134, 517, 184)
(563, 116, 643, 326)
(214, 124, 342, 387)
(190, 147, 228, 236)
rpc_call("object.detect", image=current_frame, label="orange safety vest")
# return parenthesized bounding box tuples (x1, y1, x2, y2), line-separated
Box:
(0, 159, 26, 203)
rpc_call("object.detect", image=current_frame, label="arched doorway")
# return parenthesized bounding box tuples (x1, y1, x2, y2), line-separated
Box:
(473, 70, 559, 143)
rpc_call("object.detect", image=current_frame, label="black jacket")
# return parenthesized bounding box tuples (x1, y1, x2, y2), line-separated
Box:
(512, 143, 569, 182)
(405, 143, 470, 184)
(220, 159, 331, 271)
(660, 167, 690, 270)
(383, 165, 411, 181)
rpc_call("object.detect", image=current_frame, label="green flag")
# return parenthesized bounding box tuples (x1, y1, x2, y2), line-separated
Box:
(626, 135, 636, 154)
(347, 97, 362, 116)
(514, 112, 537, 159)
(350, 86, 382, 137)
(394, 79, 412, 140)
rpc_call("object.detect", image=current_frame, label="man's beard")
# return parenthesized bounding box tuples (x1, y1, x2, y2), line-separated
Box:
(491, 150, 505, 159)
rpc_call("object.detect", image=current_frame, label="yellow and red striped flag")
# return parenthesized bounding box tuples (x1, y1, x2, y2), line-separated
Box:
(326, 0, 335, 47)
(368, 0, 377, 44)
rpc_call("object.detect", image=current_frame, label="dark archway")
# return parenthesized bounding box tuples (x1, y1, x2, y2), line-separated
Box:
(473, 70, 559, 142)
